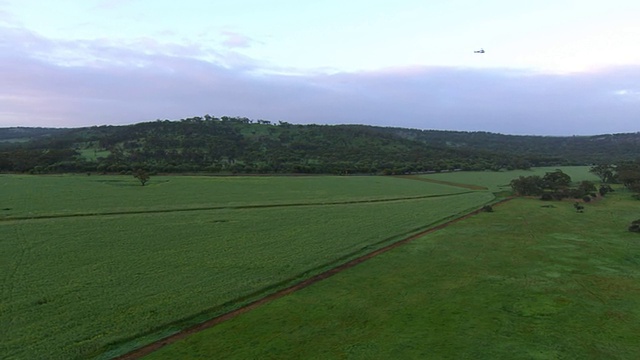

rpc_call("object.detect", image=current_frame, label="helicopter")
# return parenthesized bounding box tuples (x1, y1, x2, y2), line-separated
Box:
(474, 48, 485, 53)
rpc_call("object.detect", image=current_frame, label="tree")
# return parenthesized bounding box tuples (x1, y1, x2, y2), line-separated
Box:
(542, 169, 572, 190)
(133, 169, 150, 186)
(589, 164, 615, 183)
(616, 161, 640, 193)
(599, 184, 613, 196)
(578, 180, 597, 194)
(510, 175, 544, 196)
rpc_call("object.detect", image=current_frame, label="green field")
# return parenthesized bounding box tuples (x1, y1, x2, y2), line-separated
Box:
(418, 166, 600, 193)
(3, 167, 618, 359)
(1, 174, 494, 359)
(0, 174, 468, 218)
(78, 148, 111, 161)
(147, 189, 640, 359)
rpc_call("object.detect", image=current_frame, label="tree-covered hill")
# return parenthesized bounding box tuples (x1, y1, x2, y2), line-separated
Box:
(1, 116, 638, 174)
(0, 127, 70, 144)
(379, 127, 640, 164)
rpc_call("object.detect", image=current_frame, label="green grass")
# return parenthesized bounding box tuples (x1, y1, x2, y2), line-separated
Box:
(0, 175, 494, 360)
(0, 174, 468, 218)
(78, 148, 110, 160)
(418, 166, 599, 193)
(146, 191, 640, 359)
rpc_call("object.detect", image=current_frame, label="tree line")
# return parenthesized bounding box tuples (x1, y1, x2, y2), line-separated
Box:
(2, 116, 640, 175)
(510, 162, 640, 201)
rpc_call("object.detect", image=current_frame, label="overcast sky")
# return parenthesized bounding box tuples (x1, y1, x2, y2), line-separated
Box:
(1, 0, 639, 135)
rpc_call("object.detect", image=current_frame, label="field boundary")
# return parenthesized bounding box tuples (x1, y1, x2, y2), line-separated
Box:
(0, 192, 476, 222)
(113, 197, 512, 360)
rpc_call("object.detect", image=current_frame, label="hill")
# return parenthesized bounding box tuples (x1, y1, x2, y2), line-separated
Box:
(1, 116, 639, 174)
(0, 127, 70, 144)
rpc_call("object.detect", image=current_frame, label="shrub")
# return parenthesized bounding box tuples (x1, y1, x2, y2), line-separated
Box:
(482, 205, 494, 212)
(552, 190, 570, 200)
(569, 188, 586, 199)
(540, 193, 553, 201)
(599, 185, 614, 196)
(629, 219, 640, 232)
(583, 196, 591, 203)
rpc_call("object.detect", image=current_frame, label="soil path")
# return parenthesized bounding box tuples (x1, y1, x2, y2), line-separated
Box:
(114, 197, 512, 360)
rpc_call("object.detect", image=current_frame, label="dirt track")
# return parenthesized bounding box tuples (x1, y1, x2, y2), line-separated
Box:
(115, 197, 512, 360)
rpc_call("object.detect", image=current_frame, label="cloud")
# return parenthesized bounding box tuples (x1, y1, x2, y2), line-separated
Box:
(613, 89, 640, 101)
(220, 30, 256, 49)
(1, 25, 639, 136)
(0, 0, 16, 25)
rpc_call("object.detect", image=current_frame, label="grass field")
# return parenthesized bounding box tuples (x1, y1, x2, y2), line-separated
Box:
(418, 166, 600, 193)
(1, 174, 494, 359)
(0, 174, 468, 218)
(146, 189, 640, 359)
(78, 148, 111, 161)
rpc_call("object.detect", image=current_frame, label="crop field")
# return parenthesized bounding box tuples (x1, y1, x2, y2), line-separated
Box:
(0, 174, 469, 218)
(147, 189, 640, 359)
(0, 174, 494, 359)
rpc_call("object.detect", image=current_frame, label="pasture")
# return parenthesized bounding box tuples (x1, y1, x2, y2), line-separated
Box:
(0, 174, 468, 218)
(0, 174, 493, 359)
(147, 189, 640, 359)
(418, 166, 600, 193)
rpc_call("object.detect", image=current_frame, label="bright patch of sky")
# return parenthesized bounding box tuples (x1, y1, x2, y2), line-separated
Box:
(6, 0, 640, 72)
(1, 0, 639, 134)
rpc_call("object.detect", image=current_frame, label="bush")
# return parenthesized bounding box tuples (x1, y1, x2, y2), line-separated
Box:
(552, 188, 571, 200)
(599, 185, 614, 196)
(482, 205, 494, 212)
(583, 196, 591, 202)
(569, 188, 587, 199)
(540, 193, 553, 201)
(629, 219, 640, 232)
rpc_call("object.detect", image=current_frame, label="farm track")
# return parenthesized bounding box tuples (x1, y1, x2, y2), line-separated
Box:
(0, 192, 475, 222)
(114, 197, 513, 360)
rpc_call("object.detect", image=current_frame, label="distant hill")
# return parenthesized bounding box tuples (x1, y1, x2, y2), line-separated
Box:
(0, 127, 70, 143)
(1, 116, 638, 174)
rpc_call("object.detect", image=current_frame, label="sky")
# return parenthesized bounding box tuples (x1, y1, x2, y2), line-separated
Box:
(1, 0, 639, 135)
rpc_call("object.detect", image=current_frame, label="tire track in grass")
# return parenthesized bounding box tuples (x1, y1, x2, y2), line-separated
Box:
(114, 197, 513, 360)
(394, 175, 489, 190)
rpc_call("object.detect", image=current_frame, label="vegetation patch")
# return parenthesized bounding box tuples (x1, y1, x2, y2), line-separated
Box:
(0, 175, 493, 360)
(395, 174, 489, 190)
(145, 194, 640, 359)
(3, 118, 640, 175)
(417, 166, 599, 193)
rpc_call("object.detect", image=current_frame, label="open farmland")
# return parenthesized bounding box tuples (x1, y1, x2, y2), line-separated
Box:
(0, 174, 493, 359)
(0, 174, 469, 218)
(146, 189, 640, 359)
(418, 166, 599, 193)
